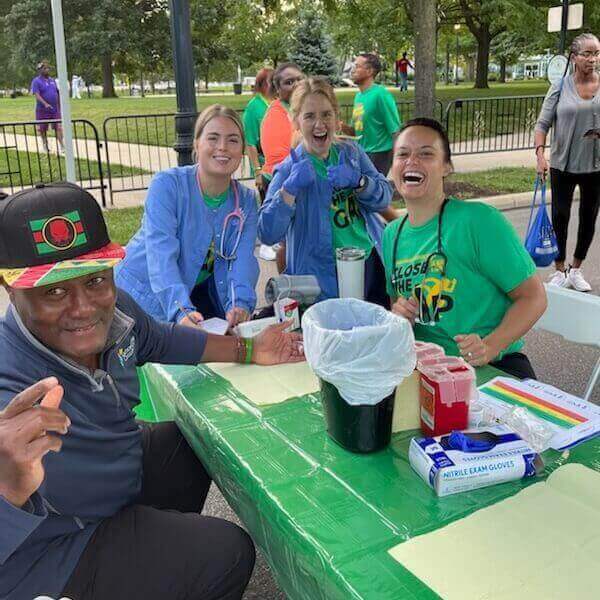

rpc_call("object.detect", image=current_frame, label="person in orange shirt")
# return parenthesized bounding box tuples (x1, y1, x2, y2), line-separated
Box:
(261, 63, 305, 178)
(260, 63, 305, 267)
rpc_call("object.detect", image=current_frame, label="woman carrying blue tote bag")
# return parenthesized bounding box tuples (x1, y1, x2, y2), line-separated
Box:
(524, 176, 559, 267)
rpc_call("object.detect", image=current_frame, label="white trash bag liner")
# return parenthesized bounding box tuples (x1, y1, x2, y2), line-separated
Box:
(302, 298, 416, 406)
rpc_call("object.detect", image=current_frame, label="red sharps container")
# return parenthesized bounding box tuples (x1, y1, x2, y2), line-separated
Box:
(418, 357, 475, 437)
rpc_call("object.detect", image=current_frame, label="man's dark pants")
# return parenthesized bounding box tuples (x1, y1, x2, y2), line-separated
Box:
(367, 150, 393, 178)
(62, 422, 255, 600)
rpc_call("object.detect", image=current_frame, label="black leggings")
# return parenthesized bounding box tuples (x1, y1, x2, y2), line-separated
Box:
(63, 423, 255, 600)
(549, 168, 600, 263)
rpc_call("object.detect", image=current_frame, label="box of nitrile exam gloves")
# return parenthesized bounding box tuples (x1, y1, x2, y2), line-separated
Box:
(409, 425, 541, 497)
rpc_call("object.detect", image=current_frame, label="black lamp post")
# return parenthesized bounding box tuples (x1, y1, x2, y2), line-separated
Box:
(559, 0, 569, 54)
(169, 0, 197, 166)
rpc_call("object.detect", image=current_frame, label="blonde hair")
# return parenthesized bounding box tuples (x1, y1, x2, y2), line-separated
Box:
(193, 104, 245, 153)
(289, 76, 339, 120)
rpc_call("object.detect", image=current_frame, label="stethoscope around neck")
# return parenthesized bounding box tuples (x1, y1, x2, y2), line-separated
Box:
(391, 197, 450, 324)
(196, 167, 244, 267)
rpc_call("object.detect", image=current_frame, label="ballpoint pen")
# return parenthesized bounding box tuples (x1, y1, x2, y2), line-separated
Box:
(175, 300, 201, 326)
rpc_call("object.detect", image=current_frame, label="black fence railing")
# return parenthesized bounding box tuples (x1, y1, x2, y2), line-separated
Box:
(102, 101, 446, 203)
(0, 119, 107, 206)
(1, 95, 547, 207)
(103, 113, 177, 204)
(444, 95, 545, 155)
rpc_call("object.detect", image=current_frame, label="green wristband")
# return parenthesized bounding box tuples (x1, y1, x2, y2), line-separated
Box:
(243, 337, 253, 364)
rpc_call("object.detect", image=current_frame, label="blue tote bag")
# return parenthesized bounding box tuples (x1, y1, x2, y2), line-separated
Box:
(524, 176, 559, 267)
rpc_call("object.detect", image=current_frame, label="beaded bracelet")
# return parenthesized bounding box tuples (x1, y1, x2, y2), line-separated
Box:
(243, 338, 253, 364)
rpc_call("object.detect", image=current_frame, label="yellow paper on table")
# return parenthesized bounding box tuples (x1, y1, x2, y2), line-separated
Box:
(392, 370, 421, 432)
(206, 361, 319, 406)
(389, 463, 600, 599)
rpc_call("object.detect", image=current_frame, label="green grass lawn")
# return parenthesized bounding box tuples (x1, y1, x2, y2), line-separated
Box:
(0, 149, 148, 189)
(104, 166, 537, 245)
(1, 81, 549, 148)
(105, 206, 144, 246)
(450, 167, 537, 196)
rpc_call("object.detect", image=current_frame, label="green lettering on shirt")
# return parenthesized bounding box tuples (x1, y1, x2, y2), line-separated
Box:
(308, 144, 374, 256)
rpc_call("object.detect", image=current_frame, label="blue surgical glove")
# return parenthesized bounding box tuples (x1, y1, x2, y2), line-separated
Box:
(326, 149, 361, 189)
(282, 148, 315, 197)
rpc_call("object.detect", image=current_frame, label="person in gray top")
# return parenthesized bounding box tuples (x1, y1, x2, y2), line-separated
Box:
(535, 32, 600, 292)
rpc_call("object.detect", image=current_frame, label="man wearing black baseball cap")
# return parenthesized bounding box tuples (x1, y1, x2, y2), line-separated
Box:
(0, 182, 303, 600)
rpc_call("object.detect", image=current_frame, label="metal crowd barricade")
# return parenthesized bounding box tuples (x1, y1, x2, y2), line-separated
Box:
(444, 95, 545, 155)
(0, 119, 107, 206)
(102, 113, 177, 205)
(103, 111, 255, 205)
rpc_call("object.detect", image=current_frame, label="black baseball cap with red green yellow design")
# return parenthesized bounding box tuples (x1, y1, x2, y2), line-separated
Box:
(0, 182, 125, 288)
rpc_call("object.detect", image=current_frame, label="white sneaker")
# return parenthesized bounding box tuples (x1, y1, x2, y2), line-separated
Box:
(567, 267, 592, 292)
(548, 270, 568, 287)
(258, 244, 277, 261)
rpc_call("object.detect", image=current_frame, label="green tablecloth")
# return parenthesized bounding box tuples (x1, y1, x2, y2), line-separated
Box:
(138, 363, 600, 600)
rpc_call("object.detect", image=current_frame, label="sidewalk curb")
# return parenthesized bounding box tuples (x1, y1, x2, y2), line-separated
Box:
(395, 188, 580, 217)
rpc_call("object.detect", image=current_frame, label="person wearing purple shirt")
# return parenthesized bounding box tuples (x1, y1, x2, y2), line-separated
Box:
(31, 61, 64, 153)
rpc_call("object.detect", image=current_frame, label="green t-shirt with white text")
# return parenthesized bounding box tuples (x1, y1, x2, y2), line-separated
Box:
(381, 198, 536, 359)
(352, 84, 401, 153)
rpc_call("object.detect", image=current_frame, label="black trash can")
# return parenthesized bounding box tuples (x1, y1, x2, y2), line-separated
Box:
(320, 379, 394, 453)
(233, 82, 242, 95)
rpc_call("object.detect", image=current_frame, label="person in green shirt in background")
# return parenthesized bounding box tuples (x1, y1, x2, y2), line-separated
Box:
(341, 53, 401, 177)
(243, 67, 273, 200)
(382, 118, 547, 380)
(243, 67, 276, 262)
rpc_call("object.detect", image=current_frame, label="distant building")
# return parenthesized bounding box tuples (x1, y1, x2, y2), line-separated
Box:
(511, 52, 553, 80)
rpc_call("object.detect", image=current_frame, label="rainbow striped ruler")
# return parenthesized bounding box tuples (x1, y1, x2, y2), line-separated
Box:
(478, 377, 600, 450)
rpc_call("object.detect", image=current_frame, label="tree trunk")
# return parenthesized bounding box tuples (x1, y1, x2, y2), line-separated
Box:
(101, 54, 117, 98)
(141, 72, 145, 98)
(499, 57, 507, 83)
(445, 40, 451, 85)
(407, 0, 437, 117)
(467, 55, 476, 81)
(204, 70, 209, 91)
(474, 26, 491, 89)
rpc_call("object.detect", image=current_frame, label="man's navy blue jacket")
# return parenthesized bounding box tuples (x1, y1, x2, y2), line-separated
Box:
(0, 290, 208, 600)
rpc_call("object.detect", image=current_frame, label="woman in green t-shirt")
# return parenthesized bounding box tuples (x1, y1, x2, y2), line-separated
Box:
(382, 118, 547, 379)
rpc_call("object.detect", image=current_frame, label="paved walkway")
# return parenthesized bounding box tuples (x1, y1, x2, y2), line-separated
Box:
(1, 130, 536, 208)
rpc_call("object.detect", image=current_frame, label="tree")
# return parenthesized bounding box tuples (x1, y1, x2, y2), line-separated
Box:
(405, 0, 437, 117)
(456, 0, 541, 89)
(288, 4, 338, 81)
(326, 0, 412, 82)
(190, 0, 233, 88)
(3, 0, 54, 76)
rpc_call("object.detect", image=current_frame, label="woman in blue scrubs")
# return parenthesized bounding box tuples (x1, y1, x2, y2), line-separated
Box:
(115, 105, 259, 327)
(258, 77, 391, 304)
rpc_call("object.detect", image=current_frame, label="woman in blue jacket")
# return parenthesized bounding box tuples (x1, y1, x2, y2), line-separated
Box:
(258, 77, 392, 303)
(115, 105, 259, 327)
